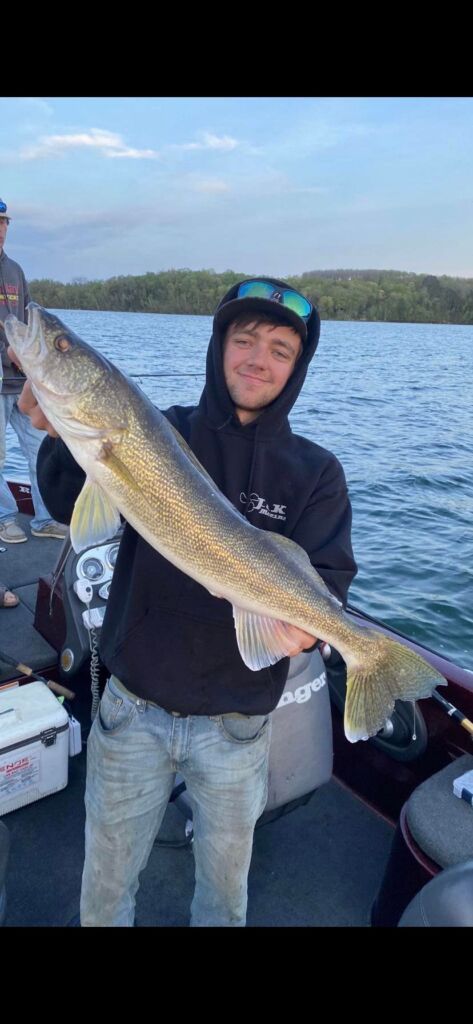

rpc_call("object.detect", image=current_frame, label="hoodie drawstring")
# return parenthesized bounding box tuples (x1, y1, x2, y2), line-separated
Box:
(242, 422, 261, 519)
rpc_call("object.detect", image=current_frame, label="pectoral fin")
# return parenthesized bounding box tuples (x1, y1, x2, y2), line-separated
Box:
(233, 606, 302, 670)
(70, 478, 121, 552)
(96, 446, 139, 489)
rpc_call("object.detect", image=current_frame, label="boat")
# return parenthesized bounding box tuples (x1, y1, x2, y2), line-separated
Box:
(0, 478, 472, 927)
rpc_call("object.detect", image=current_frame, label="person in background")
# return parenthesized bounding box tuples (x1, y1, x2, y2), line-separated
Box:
(16, 277, 357, 926)
(0, 198, 67, 543)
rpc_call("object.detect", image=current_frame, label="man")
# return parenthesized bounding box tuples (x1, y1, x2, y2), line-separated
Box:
(0, 198, 67, 542)
(18, 277, 357, 926)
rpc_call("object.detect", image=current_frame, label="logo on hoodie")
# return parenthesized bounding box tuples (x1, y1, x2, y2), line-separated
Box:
(240, 492, 287, 521)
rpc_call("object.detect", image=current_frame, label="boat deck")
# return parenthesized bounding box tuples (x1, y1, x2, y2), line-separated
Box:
(4, 749, 394, 927)
(0, 510, 396, 927)
(0, 512, 62, 685)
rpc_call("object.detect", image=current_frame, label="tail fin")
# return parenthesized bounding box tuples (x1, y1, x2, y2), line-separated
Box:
(344, 635, 447, 743)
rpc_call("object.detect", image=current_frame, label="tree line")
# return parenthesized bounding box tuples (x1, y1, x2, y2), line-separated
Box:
(28, 268, 473, 324)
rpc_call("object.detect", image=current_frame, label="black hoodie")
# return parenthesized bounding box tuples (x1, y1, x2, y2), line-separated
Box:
(37, 278, 357, 715)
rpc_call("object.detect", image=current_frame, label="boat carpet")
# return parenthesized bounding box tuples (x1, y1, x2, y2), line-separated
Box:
(0, 512, 63, 683)
(2, 749, 394, 927)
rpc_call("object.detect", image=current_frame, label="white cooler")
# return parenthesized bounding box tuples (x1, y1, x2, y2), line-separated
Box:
(0, 681, 69, 815)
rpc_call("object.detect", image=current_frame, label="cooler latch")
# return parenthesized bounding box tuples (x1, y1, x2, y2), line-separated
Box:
(40, 728, 58, 747)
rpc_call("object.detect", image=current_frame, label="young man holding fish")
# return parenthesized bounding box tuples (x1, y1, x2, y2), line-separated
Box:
(11, 278, 359, 926)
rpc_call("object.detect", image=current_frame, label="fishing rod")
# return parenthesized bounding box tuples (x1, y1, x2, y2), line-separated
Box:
(3, 361, 201, 383)
(0, 647, 75, 701)
(129, 372, 205, 378)
(431, 690, 473, 738)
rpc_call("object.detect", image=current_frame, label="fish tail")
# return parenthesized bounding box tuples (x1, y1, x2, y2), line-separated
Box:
(344, 633, 447, 743)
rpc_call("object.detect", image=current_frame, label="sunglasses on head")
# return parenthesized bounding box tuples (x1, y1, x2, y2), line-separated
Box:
(237, 280, 312, 321)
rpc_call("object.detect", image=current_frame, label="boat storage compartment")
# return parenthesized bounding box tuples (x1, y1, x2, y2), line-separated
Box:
(0, 681, 69, 816)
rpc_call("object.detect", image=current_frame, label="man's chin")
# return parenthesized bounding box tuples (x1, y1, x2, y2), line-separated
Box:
(233, 402, 264, 425)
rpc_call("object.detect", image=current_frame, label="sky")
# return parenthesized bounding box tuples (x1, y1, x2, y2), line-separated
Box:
(1, 95, 472, 284)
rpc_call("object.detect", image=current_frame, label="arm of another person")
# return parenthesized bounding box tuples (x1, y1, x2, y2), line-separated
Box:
(16, 377, 85, 524)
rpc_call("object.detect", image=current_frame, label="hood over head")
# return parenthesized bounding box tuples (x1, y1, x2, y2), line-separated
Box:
(199, 277, 321, 437)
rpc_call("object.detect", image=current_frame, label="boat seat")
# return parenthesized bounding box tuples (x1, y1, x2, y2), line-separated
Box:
(405, 753, 473, 869)
(372, 753, 473, 925)
(398, 857, 473, 926)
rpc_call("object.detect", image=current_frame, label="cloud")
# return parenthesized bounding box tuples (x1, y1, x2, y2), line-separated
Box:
(19, 128, 159, 161)
(168, 132, 239, 153)
(200, 132, 239, 151)
(15, 126, 239, 164)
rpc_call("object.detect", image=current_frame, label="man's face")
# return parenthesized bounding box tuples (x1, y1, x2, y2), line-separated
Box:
(223, 320, 302, 424)
(0, 217, 8, 251)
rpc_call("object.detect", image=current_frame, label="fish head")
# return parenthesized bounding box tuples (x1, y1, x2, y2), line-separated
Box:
(4, 303, 109, 402)
(4, 303, 129, 466)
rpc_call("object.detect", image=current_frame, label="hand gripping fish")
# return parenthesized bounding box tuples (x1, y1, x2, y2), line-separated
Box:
(5, 304, 447, 742)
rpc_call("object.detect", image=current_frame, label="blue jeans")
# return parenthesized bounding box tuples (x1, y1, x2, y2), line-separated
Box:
(0, 395, 53, 529)
(81, 675, 271, 927)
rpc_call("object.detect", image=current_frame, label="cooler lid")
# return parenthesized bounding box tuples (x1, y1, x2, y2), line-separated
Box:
(0, 681, 69, 748)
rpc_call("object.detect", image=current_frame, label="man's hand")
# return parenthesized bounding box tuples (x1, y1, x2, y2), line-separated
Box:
(7, 346, 59, 437)
(283, 625, 318, 657)
(6, 341, 21, 368)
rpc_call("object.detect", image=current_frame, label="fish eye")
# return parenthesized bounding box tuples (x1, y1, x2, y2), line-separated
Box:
(55, 335, 71, 352)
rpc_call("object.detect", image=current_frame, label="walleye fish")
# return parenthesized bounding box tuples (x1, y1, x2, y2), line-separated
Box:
(5, 303, 447, 742)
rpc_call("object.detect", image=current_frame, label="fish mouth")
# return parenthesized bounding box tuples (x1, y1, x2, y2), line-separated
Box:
(4, 305, 81, 400)
(4, 303, 43, 361)
(24, 303, 46, 358)
(4, 313, 28, 357)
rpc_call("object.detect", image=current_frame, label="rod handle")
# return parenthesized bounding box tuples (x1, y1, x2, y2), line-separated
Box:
(47, 680, 76, 701)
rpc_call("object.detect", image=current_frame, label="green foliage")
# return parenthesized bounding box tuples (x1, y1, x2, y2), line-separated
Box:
(28, 268, 473, 324)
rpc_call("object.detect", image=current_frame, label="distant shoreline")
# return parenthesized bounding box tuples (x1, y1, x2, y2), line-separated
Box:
(29, 268, 473, 326)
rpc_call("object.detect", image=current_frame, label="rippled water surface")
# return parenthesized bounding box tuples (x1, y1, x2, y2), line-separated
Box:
(6, 310, 473, 669)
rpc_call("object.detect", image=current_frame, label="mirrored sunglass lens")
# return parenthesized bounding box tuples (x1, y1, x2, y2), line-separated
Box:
(238, 281, 274, 299)
(238, 280, 311, 319)
(283, 291, 311, 318)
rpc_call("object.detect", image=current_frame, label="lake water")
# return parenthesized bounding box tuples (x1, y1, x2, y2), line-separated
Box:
(5, 309, 473, 670)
